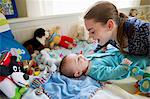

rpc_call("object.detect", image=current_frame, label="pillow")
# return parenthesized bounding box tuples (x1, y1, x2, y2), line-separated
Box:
(0, 13, 30, 60)
(0, 13, 14, 39)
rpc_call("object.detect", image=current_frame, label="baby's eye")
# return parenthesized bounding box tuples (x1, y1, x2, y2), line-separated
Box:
(78, 56, 82, 62)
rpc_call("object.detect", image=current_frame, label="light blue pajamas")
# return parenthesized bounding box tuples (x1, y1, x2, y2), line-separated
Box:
(86, 51, 150, 81)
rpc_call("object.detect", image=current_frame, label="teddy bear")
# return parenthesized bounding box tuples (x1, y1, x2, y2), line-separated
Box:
(48, 26, 77, 49)
(68, 24, 89, 42)
(129, 8, 138, 17)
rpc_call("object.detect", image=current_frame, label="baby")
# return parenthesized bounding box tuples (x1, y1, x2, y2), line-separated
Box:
(59, 53, 135, 81)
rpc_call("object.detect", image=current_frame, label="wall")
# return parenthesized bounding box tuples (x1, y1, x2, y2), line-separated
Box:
(140, 0, 150, 5)
(15, 0, 27, 17)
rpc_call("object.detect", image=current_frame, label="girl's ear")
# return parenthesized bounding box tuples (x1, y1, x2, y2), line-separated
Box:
(106, 19, 114, 31)
(74, 71, 82, 77)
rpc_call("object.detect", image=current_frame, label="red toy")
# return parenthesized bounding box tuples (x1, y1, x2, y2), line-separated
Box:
(48, 26, 77, 49)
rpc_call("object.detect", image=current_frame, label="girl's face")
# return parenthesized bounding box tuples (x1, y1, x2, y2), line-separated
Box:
(85, 19, 113, 46)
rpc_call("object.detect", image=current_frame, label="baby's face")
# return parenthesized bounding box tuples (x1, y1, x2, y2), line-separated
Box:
(65, 54, 89, 77)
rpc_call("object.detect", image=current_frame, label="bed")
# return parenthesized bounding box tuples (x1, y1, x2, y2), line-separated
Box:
(20, 41, 149, 99)
(0, 41, 149, 99)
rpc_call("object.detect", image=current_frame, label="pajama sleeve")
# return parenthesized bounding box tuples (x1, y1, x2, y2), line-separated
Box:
(87, 63, 129, 81)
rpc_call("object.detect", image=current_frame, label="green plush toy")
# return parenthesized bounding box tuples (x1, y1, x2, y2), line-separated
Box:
(12, 87, 27, 99)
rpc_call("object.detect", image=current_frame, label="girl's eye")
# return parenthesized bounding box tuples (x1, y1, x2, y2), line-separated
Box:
(91, 32, 95, 34)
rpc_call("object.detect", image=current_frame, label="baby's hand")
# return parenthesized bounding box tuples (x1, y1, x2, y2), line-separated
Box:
(121, 58, 133, 66)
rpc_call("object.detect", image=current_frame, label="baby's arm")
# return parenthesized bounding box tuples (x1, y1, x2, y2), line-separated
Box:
(87, 63, 129, 81)
(87, 57, 133, 81)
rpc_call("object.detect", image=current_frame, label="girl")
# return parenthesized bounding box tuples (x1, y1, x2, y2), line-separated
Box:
(84, 1, 150, 56)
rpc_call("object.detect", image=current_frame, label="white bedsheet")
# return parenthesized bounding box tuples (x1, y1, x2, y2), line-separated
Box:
(92, 76, 150, 99)
(92, 83, 149, 99)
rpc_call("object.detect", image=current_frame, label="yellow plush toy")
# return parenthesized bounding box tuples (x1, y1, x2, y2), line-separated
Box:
(49, 26, 61, 49)
(49, 26, 77, 49)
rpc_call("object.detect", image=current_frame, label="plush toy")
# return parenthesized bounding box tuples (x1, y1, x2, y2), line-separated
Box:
(129, 66, 150, 96)
(39, 49, 61, 72)
(48, 26, 77, 49)
(129, 9, 138, 17)
(23, 28, 48, 54)
(0, 52, 25, 81)
(31, 50, 40, 59)
(0, 51, 30, 98)
(0, 52, 12, 66)
(69, 24, 88, 41)
(23, 59, 39, 76)
(68, 24, 90, 43)
(0, 72, 29, 99)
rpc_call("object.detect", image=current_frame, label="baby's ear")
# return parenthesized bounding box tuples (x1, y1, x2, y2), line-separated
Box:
(74, 71, 82, 77)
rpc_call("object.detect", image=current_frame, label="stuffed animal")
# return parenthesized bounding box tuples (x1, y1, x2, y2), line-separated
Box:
(0, 52, 29, 98)
(48, 26, 77, 49)
(0, 52, 25, 81)
(69, 24, 89, 42)
(0, 72, 29, 99)
(39, 49, 61, 72)
(23, 28, 48, 54)
(23, 59, 39, 76)
(129, 9, 138, 17)
(31, 50, 40, 59)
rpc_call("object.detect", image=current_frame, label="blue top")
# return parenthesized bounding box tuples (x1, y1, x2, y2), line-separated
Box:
(124, 17, 150, 56)
(86, 51, 150, 81)
(96, 17, 150, 56)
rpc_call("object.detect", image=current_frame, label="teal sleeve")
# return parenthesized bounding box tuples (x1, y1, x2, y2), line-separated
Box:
(87, 64, 128, 81)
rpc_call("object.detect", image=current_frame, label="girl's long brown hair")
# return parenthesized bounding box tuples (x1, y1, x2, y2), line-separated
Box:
(84, 1, 134, 53)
